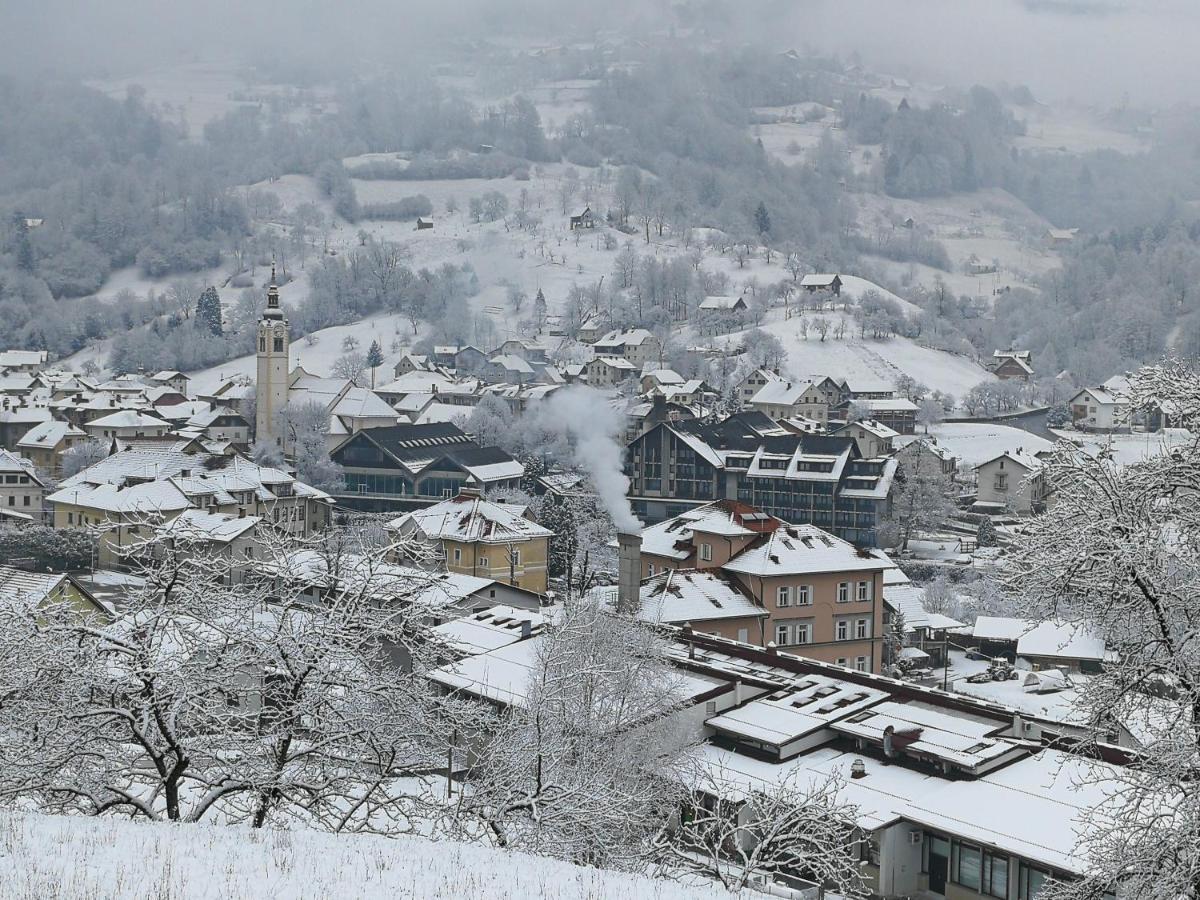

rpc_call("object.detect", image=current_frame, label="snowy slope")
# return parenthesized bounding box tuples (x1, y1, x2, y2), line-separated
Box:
(735, 309, 992, 397)
(910, 422, 1055, 467)
(0, 812, 725, 900)
(1048, 428, 1195, 467)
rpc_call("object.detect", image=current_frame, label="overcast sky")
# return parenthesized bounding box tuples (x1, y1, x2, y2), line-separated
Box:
(1, 0, 1195, 106)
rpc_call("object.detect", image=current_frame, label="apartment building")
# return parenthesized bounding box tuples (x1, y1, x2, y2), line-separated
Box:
(626, 413, 897, 546)
(617, 499, 889, 671)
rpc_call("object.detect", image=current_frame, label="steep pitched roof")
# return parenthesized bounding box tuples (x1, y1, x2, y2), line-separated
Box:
(722, 524, 892, 577)
(392, 494, 552, 544)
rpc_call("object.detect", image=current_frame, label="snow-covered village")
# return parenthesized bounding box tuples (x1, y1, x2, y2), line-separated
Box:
(1, 2, 1198, 898)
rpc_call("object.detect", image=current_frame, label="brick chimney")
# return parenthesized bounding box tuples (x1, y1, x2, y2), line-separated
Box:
(616, 530, 642, 614)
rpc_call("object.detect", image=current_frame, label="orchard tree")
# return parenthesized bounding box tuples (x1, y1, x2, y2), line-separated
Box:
(276, 400, 344, 493)
(881, 441, 956, 550)
(0, 528, 455, 832)
(332, 350, 367, 386)
(657, 769, 864, 895)
(454, 598, 694, 869)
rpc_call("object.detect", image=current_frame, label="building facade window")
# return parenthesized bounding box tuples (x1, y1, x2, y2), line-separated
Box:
(857, 580, 873, 602)
(855, 617, 870, 639)
(854, 656, 868, 672)
(777, 585, 791, 607)
(478, 557, 489, 569)
(699, 542, 712, 561)
(775, 619, 813, 646)
(836, 619, 849, 641)
(796, 584, 811, 605)
(837, 582, 850, 603)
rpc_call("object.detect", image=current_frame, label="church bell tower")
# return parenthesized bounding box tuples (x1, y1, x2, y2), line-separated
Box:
(256, 264, 289, 445)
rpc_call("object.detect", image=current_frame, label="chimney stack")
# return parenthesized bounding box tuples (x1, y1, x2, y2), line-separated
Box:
(616, 530, 642, 614)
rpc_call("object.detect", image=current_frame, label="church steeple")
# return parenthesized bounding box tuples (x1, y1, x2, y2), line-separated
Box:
(256, 262, 290, 445)
(263, 261, 284, 319)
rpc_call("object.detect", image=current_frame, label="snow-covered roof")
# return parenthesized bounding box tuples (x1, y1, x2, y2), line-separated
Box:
(706, 675, 888, 747)
(901, 750, 1118, 873)
(0, 350, 49, 370)
(589, 356, 637, 370)
(830, 699, 1019, 771)
(883, 583, 966, 632)
(17, 419, 85, 448)
(722, 524, 891, 578)
(85, 410, 167, 429)
(642, 368, 685, 385)
(591, 570, 767, 625)
(640, 501, 781, 561)
(749, 379, 818, 407)
(488, 355, 535, 375)
(594, 328, 656, 348)
(329, 387, 397, 420)
(47, 479, 193, 515)
(155, 508, 260, 544)
(694, 743, 938, 832)
(430, 633, 723, 709)
(0, 448, 43, 483)
(375, 371, 458, 395)
(800, 273, 840, 287)
(432, 605, 548, 656)
(391, 495, 552, 545)
(972, 616, 1031, 642)
(837, 419, 899, 439)
(855, 397, 918, 413)
(975, 449, 1044, 472)
(1017, 621, 1106, 662)
(699, 295, 746, 310)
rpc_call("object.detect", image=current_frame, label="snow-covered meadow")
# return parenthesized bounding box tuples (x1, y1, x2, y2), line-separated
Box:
(0, 812, 727, 900)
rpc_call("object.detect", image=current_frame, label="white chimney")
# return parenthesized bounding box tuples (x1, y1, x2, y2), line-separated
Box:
(616, 530, 642, 614)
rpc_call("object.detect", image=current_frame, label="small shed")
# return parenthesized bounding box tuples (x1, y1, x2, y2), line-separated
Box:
(800, 273, 842, 296)
(569, 206, 595, 230)
(416, 217, 434, 230)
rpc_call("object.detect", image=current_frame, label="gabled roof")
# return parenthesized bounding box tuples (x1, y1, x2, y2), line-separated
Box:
(156, 508, 261, 543)
(640, 500, 781, 561)
(625, 569, 768, 624)
(750, 379, 819, 407)
(699, 295, 747, 310)
(392, 494, 552, 544)
(86, 410, 167, 429)
(722, 524, 892, 577)
(0, 564, 105, 613)
(975, 449, 1044, 472)
(800, 273, 840, 287)
(0, 448, 44, 484)
(595, 328, 657, 348)
(18, 419, 85, 449)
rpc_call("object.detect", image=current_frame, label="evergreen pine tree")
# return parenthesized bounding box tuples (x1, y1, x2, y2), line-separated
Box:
(533, 288, 547, 330)
(11, 213, 34, 273)
(976, 517, 997, 548)
(366, 339, 384, 388)
(195, 286, 223, 336)
(754, 201, 771, 236)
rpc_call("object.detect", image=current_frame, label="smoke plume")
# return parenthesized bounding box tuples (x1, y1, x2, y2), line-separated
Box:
(539, 387, 641, 532)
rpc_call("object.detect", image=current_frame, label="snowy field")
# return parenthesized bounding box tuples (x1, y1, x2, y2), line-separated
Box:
(734, 309, 993, 398)
(1049, 428, 1196, 467)
(909, 422, 1054, 468)
(852, 188, 1059, 300)
(0, 812, 725, 900)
